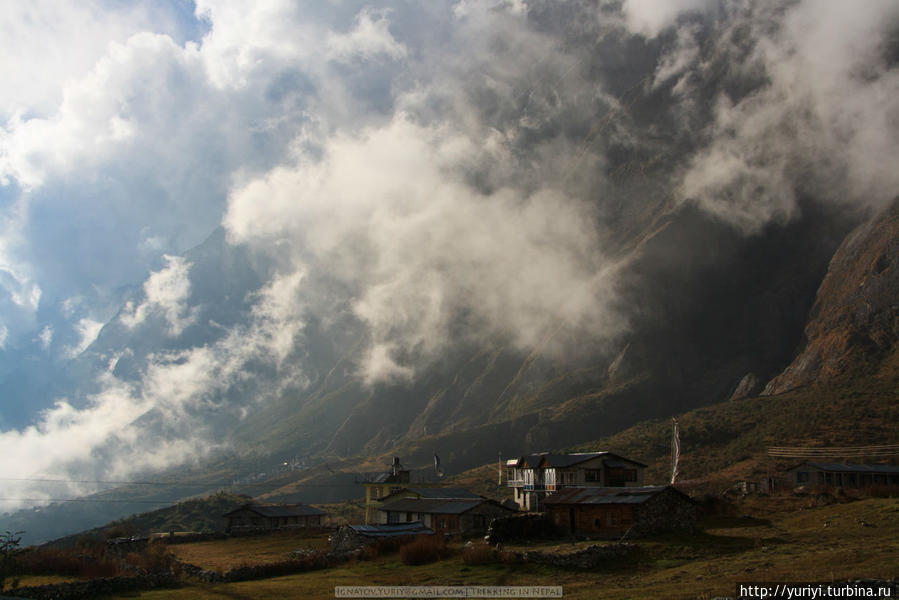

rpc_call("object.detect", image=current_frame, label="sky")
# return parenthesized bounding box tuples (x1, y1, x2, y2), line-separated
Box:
(1, 0, 898, 511)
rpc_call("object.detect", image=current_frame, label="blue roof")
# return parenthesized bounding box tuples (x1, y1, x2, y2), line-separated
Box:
(347, 522, 433, 537)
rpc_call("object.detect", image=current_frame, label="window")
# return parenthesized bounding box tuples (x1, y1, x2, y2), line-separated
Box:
(387, 512, 399, 524)
(796, 471, 809, 484)
(585, 469, 601, 482)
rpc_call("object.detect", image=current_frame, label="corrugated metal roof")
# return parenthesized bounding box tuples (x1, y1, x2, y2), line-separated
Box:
(801, 462, 899, 474)
(514, 451, 648, 469)
(379, 498, 498, 515)
(348, 522, 433, 537)
(539, 452, 609, 468)
(382, 487, 481, 500)
(224, 503, 326, 518)
(543, 486, 676, 505)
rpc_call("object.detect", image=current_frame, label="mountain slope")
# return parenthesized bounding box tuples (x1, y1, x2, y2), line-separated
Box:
(764, 199, 899, 394)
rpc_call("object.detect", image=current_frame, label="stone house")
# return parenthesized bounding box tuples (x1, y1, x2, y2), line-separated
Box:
(223, 503, 326, 532)
(543, 485, 696, 538)
(377, 497, 515, 537)
(505, 451, 647, 512)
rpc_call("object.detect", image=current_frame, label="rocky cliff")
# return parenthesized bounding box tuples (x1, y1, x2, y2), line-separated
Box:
(764, 200, 899, 395)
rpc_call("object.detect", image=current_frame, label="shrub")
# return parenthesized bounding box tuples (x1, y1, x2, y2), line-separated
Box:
(125, 543, 177, 574)
(399, 535, 452, 566)
(461, 544, 495, 565)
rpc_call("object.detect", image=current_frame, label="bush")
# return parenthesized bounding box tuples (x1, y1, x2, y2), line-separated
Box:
(18, 547, 121, 579)
(461, 544, 495, 565)
(125, 543, 177, 574)
(399, 535, 452, 566)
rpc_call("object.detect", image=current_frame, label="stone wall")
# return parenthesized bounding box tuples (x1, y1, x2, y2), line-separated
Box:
(515, 543, 637, 569)
(629, 488, 697, 537)
(485, 514, 559, 544)
(11, 574, 177, 600)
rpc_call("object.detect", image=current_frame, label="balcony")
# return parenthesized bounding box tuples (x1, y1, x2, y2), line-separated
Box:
(507, 479, 525, 488)
(523, 483, 545, 491)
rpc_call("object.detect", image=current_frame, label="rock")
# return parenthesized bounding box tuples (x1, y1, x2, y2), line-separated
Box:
(764, 199, 899, 395)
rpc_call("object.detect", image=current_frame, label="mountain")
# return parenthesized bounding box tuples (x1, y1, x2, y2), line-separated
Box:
(3, 2, 897, 545)
(764, 199, 899, 395)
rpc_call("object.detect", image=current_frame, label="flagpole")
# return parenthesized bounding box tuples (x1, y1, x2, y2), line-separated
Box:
(670, 417, 680, 485)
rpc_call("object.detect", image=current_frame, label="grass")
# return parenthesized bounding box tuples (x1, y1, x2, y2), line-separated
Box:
(103, 494, 897, 600)
(168, 530, 332, 572)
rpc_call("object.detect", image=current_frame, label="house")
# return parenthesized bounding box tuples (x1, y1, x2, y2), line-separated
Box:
(506, 451, 647, 512)
(224, 503, 326, 532)
(788, 462, 899, 489)
(377, 497, 515, 537)
(361, 457, 442, 524)
(379, 487, 482, 503)
(329, 522, 433, 553)
(543, 485, 696, 538)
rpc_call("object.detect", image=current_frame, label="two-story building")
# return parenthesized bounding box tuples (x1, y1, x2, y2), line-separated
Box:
(361, 457, 444, 524)
(506, 451, 646, 512)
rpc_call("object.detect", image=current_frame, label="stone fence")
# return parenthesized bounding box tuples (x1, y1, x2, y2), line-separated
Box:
(485, 514, 560, 544)
(513, 543, 637, 569)
(10, 574, 178, 600)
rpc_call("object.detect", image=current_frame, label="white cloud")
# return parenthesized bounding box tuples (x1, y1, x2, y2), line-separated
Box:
(120, 255, 196, 336)
(620, 0, 714, 38)
(0, 324, 7, 349)
(37, 325, 53, 350)
(675, 0, 899, 232)
(326, 9, 407, 63)
(226, 115, 623, 383)
(66, 318, 104, 358)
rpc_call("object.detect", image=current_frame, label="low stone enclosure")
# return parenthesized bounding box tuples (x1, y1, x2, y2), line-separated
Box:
(514, 543, 637, 569)
(9, 574, 177, 600)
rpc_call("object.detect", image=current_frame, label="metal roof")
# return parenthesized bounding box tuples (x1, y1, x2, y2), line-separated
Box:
(379, 497, 509, 515)
(798, 462, 899, 474)
(347, 522, 433, 537)
(542, 486, 685, 506)
(224, 503, 326, 518)
(514, 452, 647, 469)
(382, 487, 482, 501)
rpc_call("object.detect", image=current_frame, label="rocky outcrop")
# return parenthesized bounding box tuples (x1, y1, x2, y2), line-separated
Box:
(764, 201, 899, 395)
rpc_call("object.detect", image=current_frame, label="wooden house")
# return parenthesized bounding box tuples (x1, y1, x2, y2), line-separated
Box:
(788, 462, 899, 489)
(224, 503, 326, 532)
(506, 451, 647, 512)
(377, 497, 515, 537)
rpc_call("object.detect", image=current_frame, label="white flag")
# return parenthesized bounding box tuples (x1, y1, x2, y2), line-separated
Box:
(670, 417, 680, 484)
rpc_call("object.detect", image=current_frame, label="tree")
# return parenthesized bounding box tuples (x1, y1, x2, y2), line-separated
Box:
(0, 530, 23, 591)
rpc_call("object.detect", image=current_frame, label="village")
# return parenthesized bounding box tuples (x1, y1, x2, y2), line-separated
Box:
(3, 447, 898, 599)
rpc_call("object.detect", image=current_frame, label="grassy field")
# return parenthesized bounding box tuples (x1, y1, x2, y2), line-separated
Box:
(105, 494, 897, 600)
(168, 530, 332, 572)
